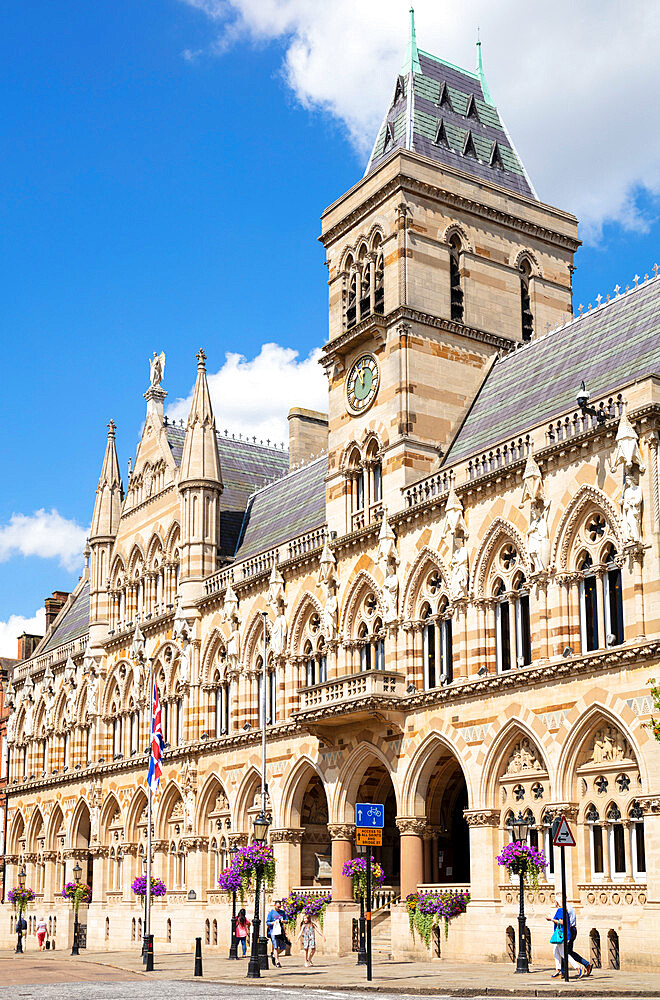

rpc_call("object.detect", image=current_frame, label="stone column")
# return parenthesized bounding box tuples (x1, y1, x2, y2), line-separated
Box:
(600, 821, 612, 882)
(622, 821, 634, 882)
(328, 824, 355, 901)
(463, 809, 501, 901)
(396, 817, 426, 899)
(270, 828, 304, 899)
(423, 828, 433, 884)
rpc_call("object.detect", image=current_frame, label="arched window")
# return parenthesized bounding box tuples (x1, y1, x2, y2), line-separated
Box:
(603, 545, 624, 646)
(607, 803, 626, 877)
(579, 553, 598, 652)
(130, 710, 138, 755)
(493, 569, 530, 672)
(346, 266, 357, 329)
(630, 801, 646, 878)
(268, 668, 277, 724)
(519, 258, 533, 341)
(585, 804, 604, 878)
(514, 576, 531, 667)
(374, 241, 384, 314)
(494, 580, 511, 673)
(359, 248, 370, 320)
(449, 234, 464, 322)
(421, 604, 436, 689)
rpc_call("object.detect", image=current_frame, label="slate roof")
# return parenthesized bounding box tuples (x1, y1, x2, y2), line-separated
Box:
(366, 46, 535, 199)
(445, 276, 660, 466)
(235, 457, 327, 562)
(41, 580, 91, 653)
(166, 425, 290, 556)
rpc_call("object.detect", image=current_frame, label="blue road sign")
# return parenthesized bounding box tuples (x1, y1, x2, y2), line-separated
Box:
(355, 803, 384, 828)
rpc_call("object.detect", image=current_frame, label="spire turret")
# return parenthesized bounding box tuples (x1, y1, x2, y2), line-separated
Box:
(402, 7, 421, 76)
(90, 420, 123, 539)
(476, 31, 494, 107)
(179, 349, 223, 487)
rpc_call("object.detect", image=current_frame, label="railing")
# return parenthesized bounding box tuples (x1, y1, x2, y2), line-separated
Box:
(545, 395, 623, 445)
(13, 634, 88, 681)
(203, 528, 328, 598)
(403, 471, 451, 509)
(373, 886, 398, 911)
(296, 670, 406, 711)
(290, 886, 331, 899)
(203, 566, 235, 598)
(287, 527, 326, 561)
(467, 436, 530, 480)
(417, 882, 470, 895)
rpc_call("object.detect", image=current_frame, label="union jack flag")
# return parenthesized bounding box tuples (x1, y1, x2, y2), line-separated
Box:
(147, 680, 165, 793)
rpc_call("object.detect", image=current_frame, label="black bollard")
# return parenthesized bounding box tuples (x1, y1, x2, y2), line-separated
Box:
(146, 934, 154, 972)
(194, 936, 203, 977)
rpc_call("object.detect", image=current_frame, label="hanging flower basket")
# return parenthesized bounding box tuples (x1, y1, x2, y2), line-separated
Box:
(218, 843, 275, 901)
(406, 890, 470, 945)
(8, 886, 35, 916)
(497, 842, 547, 889)
(131, 875, 167, 898)
(61, 882, 92, 915)
(282, 891, 332, 929)
(342, 857, 386, 900)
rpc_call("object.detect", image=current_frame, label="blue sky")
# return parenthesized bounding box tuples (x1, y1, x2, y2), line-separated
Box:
(1, 0, 658, 653)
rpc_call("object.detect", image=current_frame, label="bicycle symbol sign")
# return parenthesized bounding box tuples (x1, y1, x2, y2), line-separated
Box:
(355, 803, 384, 828)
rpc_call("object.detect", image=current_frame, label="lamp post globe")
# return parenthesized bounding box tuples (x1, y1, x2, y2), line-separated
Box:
(18, 868, 26, 889)
(247, 812, 270, 979)
(511, 811, 530, 974)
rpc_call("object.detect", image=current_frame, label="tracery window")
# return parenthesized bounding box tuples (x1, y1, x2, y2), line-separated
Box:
(491, 544, 531, 672)
(358, 610, 385, 672)
(304, 638, 328, 687)
(344, 232, 385, 330)
(574, 512, 624, 653)
(346, 439, 383, 532)
(421, 598, 453, 688)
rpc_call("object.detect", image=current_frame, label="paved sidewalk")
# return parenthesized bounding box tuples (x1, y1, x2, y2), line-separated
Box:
(8, 947, 660, 996)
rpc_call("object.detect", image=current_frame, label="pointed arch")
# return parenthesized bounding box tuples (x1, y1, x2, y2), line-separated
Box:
(26, 807, 45, 852)
(479, 716, 551, 806)
(165, 521, 181, 559)
(510, 246, 543, 277)
(8, 811, 25, 853)
(340, 439, 362, 473)
(339, 568, 383, 637)
(146, 530, 165, 570)
(332, 740, 399, 824)
(556, 702, 644, 801)
(46, 803, 65, 851)
(201, 627, 229, 686)
(402, 730, 471, 816)
(234, 765, 266, 833)
(126, 788, 148, 842)
(68, 797, 91, 848)
(401, 546, 450, 620)
(100, 793, 123, 842)
(289, 591, 324, 654)
(156, 780, 184, 839)
(242, 612, 270, 671)
(551, 484, 622, 570)
(441, 222, 473, 254)
(109, 553, 126, 588)
(279, 755, 325, 828)
(471, 517, 531, 597)
(196, 772, 230, 831)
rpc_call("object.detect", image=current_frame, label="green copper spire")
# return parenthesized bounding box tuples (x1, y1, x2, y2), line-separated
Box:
(403, 6, 422, 75)
(476, 30, 494, 106)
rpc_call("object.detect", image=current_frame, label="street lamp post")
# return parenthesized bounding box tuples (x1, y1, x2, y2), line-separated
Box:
(246, 812, 270, 979)
(142, 856, 148, 963)
(71, 861, 83, 956)
(228, 845, 239, 960)
(511, 812, 530, 974)
(16, 867, 26, 954)
(355, 844, 366, 966)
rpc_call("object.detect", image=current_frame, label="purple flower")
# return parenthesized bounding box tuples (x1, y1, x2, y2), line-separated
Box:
(131, 876, 167, 897)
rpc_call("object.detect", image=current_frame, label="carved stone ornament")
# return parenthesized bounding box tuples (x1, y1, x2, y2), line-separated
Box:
(395, 817, 427, 836)
(463, 808, 501, 827)
(327, 823, 356, 841)
(586, 727, 633, 765)
(505, 738, 543, 775)
(149, 350, 166, 388)
(521, 451, 544, 505)
(223, 582, 239, 622)
(636, 796, 660, 814)
(317, 539, 337, 587)
(611, 403, 645, 473)
(269, 828, 305, 845)
(268, 563, 285, 608)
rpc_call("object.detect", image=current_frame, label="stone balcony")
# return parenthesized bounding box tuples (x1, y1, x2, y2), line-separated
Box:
(292, 669, 406, 734)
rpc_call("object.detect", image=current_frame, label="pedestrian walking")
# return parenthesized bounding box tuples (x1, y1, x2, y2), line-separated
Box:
(36, 917, 49, 951)
(564, 903, 592, 976)
(546, 900, 583, 978)
(265, 899, 287, 968)
(296, 912, 324, 967)
(235, 908, 250, 957)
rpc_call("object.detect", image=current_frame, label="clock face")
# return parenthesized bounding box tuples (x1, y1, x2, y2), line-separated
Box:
(346, 354, 380, 415)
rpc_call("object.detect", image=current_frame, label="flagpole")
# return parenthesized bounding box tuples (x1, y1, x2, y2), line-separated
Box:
(146, 656, 154, 949)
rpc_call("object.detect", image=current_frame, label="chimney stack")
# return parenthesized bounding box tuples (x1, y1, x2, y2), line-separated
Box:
(17, 633, 43, 661)
(287, 408, 329, 471)
(45, 591, 69, 630)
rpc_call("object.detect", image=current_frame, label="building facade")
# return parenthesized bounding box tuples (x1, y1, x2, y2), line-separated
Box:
(3, 18, 660, 969)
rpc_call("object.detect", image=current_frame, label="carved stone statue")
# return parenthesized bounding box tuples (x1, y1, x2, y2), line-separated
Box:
(184, 788, 196, 832)
(64, 655, 76, 689)
(445, 483, 467, 541)
(382, 561, 399, 623)
(317, 539, 337, 587)
(323, 580, 339, 640)
(589, 726, 630, 764)
(271, 600, 288, 656)
(621, 467, 643, 544)
(86, 669, 100, 717)
(521, 452, 544, 505)
(527, 497, 551, 572)
(44, 684, 56, 732)
(23, 697, 35, 740)
(227, 613, 240, 671)
(178, 643, 191, 686)
(505, 738, 542, 774)
(268, 563, 285, 608)
(450, 533, 469, 600)
(149, 351, 166, 388)
(223, 582, 239, 623)
(377, 514, 398, 568)
(611, 403, 645, 473)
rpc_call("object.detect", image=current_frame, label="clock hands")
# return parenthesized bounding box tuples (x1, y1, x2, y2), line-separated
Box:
(356, 363, 365, 387)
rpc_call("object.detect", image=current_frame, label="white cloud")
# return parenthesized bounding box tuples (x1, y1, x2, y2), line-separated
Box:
(167, 342, 327, 445)
(0, 607, 46, 658)
(179, 0, 660, 241)
(0, 509, 87, 572)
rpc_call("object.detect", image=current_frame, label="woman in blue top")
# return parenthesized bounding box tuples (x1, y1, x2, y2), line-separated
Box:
(547, 896, 583, 978)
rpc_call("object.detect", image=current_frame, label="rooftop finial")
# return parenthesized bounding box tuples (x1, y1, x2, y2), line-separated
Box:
(196, 348, 207, 370)
(403, 6, 421, 75)
(476, 29, 494, 106)
(107, 419, 116, 438)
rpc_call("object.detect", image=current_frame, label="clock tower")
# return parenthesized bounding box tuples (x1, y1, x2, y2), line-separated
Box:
(319, 11, 579, 539)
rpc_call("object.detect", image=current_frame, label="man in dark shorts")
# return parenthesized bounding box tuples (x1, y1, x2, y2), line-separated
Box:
(265, 899, 287, 967)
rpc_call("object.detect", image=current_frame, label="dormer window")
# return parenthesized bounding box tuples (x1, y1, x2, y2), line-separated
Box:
(463, 130, 477, 160)
(449, 234, 464, 322)
(434, 119, 449, 149)
(392, 75, 405, 107)
(490, 141, 504, 170)
(383, 121, 395, 152)
(438, 81, 453, 112)
(465, 94, 480, 123)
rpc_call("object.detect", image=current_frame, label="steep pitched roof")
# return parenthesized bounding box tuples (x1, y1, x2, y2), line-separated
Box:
(166, 425, 290, 556)
(234, 456, 327, 562)
(365, 16, 535, 199)
(445, 276, 660, 465)
(41, 579, 90, 654)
